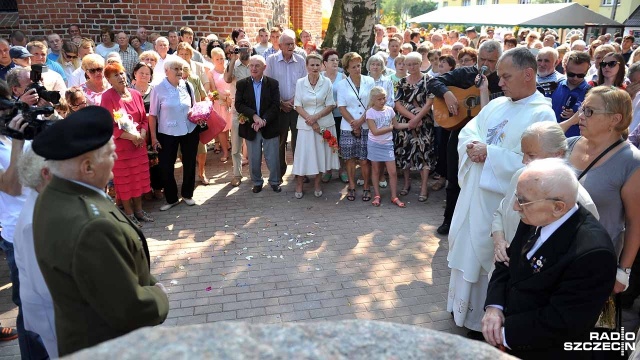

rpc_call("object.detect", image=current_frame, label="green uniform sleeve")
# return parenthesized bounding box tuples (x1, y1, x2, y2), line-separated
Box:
(72, 218, 169, 332)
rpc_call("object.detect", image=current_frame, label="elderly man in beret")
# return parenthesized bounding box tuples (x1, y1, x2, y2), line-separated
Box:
(31, 106, 169, 356)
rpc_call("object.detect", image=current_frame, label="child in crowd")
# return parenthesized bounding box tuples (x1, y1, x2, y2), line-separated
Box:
(366, 86, 408, 208)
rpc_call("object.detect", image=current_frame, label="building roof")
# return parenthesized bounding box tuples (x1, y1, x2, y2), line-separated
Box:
(408, 3, 622, 27)
(624, 4, 640, 26)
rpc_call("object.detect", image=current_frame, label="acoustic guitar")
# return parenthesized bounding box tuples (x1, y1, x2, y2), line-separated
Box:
(432, 86, 503, 130)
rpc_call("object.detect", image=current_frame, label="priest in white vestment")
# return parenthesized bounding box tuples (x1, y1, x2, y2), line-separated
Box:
(446, 47, 556, 334)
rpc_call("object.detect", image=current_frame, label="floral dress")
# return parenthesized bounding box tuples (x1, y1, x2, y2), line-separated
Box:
(394, 75, 436, 171)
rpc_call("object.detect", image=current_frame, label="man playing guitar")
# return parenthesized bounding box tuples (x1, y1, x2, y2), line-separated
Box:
(427, 40, 503, 235)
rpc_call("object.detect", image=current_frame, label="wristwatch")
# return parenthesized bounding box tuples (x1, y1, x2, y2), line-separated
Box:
(619, 267, 631, 274)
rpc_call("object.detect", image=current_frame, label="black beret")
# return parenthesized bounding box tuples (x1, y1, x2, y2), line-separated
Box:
(32, 106, 114, 160)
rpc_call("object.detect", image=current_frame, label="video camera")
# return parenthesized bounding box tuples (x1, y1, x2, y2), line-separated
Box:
(0, 97, 54, 140)
(26, 64, 61, 104)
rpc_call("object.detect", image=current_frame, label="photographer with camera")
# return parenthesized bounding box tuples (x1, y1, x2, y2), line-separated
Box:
(0, 79, 49, 358)
(7, 67, 62, 126)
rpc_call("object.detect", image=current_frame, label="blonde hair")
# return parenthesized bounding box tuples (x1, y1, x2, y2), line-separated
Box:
(81, 53, 105, 71)
(139, 50, 159, 63)
(588, 86, 633, 138)
(210, 47, 225, 59)
(176, 42, 195, 58)
(367, 86, 387, 108)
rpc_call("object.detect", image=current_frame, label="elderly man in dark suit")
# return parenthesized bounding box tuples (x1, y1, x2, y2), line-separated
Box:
(235, 55, 281, 193)
(31, 106, 169, 356)
(482, 158, 617, 359)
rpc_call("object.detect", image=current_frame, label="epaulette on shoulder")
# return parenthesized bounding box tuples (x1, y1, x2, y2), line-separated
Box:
(78, 194, 102, 218)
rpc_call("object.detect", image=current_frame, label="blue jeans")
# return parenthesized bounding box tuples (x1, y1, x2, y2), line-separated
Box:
(0, 238, 49, 360)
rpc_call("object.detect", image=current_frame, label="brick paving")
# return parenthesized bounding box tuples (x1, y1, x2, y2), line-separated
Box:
(1, 150, 638, 358)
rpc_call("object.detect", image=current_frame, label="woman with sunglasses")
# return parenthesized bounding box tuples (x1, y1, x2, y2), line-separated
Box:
(67, 38, 95, 87)
(57, 41, 80, 82)
(590, 52, 627, 89)
(80, 54, 109, 105)
(565, 87, 640, 300)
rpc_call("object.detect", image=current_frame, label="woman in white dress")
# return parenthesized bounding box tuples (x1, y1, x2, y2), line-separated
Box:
(291, 54, 339, 198)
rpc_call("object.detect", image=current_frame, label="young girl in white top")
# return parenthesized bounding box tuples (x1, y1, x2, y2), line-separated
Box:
(366, 86, 409, 207)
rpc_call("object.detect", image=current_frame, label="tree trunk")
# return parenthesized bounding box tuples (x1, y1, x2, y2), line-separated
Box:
(321, 0, 377, 71)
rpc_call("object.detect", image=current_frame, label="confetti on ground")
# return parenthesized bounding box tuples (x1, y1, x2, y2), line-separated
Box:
(170, 280, 178, 285)
(205, 287, 212, 292)
(268, 238, 273, 242)
(306, 232, 315, 236)
(245, 256, 253, 260)
(178, 265, 185, 270)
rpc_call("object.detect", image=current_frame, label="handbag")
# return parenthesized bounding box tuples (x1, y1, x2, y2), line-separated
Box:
(183, 81, 227, 143)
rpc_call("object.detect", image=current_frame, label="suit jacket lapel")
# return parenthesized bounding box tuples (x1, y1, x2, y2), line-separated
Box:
(513, 206, 585, 283)
(259, 77, 269, 117)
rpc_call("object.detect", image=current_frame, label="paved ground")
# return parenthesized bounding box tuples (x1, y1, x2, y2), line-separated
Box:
(1, 151, 638, 358)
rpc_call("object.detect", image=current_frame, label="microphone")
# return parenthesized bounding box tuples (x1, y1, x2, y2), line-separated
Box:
(475, 66, 488, 88)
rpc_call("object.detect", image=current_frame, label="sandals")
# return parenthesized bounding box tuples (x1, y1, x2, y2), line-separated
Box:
(347, 188, 356, 201)
(340, 172, 349, 183)
(362, 189, 371, 202)
(213, 146, 222, 154)
(391, 197, 406, 208)
(321, 172, 332, 183)
(399, 185, 411, 196)
(135, 210, 155, 222)
(220, 157, 229, 163)
(418, 193, 429, 202)
(372, 195, 381, 207)
(199, 176, 210, 185)
(127, 213, 143, 227)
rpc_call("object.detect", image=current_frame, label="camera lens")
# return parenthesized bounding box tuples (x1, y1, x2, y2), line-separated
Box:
(233, 48, 240, 54)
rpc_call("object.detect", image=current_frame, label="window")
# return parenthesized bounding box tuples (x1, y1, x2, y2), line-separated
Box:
(518, 0, 531, 4)
(601, 0, 620, 5)
(492, 0, 499, 3)
(564, 0, 572, 2)
(477, 0, 486, 5)
(462, 0, 471, 6)
(0, 0, 17, 12)
(443, 1, 448, 6)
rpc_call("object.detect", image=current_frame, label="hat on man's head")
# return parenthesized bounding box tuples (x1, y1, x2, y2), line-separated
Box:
(9, 46, 33, 59)
(32, 106, 113, 160)
(486, 27, 495, 31)
(465, 27, 477, 33)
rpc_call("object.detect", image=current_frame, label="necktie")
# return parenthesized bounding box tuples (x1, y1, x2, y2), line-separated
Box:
(521, 227, 541, 258)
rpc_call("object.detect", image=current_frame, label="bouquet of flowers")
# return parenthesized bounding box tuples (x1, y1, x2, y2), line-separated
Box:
(188, 101, 214, 128)
(312, 124, 339, 153)
(113, 108, 140, 137)
(238, 113, 252, 125)
(207, 90, 219, 102)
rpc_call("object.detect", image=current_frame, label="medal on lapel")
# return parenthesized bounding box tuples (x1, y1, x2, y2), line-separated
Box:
(530, 255, 546, 273)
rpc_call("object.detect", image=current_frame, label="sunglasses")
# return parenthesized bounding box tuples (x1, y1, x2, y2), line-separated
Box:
(70, 100, 87, 108)
(87, 67, 103, 74)
(65, 53, 78, 59)
(600, 61, 619, 68)
(566, 71, 586, 78)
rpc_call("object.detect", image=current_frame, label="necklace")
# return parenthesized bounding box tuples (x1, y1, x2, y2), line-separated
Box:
(309, 76, 319, 86)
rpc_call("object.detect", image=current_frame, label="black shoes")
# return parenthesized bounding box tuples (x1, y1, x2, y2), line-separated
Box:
(437, 221, 451, 235)
(252, 185, 263, 193)
(271, 184, 282, 193)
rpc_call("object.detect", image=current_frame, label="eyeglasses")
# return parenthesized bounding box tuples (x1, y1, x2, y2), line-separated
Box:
(600, 60, 619, 68)
(578, 106, 613, 117)
(460, 58, 475, 65)
(566, 71, 587, 78)
(514, 192, 560, 207)
(87, 67, 103, 74)
(70, 100, 87, 109)
(65, 53, 78, 59)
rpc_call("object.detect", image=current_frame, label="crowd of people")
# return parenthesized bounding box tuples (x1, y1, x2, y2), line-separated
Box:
(0, 20, 640, 359)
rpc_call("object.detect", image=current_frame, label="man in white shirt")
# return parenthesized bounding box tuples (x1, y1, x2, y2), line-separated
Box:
(152, 37, 174, 85)
(482, 158, 616, 358)
(371, 24, 388, 55)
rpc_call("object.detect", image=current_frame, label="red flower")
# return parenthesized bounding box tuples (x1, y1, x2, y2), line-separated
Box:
(323, 129, 332, 140)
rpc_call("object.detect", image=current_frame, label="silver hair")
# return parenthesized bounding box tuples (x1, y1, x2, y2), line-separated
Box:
(155, 36, 169, 45)
(366, 54, 385, 72)
(522, 158, 579, 205)
(499, 47, 537, 72)
(521, 122, 568, 156)
(537, 46, 559, 61)
(629, 62, 640, 79)
(18, 148, 46, 190)
(478, 40, 502, 57)
(404, 52, 422, 64)
(280, 30, 295, 44)
(164, 56, 189, 71)
(47, 139, 114, 179)
(571, 40, 587, 50)
(249, 55, 266, 65)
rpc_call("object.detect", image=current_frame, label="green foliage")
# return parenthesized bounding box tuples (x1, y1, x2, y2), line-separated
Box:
(381, 0, 438, 26)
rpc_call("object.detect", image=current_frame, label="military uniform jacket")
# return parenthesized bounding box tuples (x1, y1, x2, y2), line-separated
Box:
(33, 176, 169, 356)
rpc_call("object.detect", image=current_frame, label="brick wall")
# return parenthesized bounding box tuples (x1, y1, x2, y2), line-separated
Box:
(290, 0, 322, 41)
(9, 0, 321, 44)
